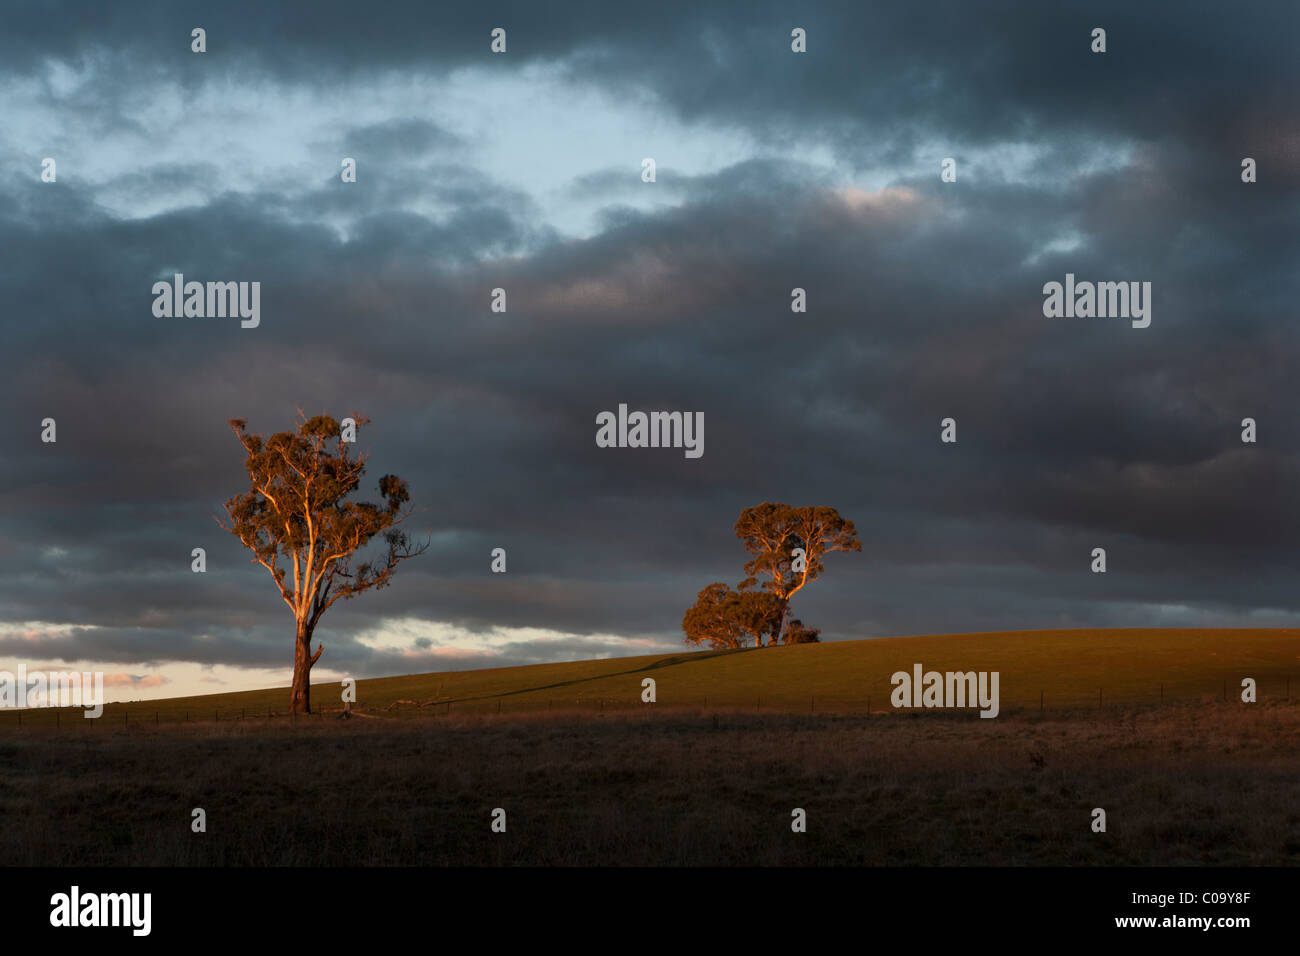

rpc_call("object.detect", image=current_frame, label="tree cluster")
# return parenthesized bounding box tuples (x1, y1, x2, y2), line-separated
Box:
(682, 503, 859, 649)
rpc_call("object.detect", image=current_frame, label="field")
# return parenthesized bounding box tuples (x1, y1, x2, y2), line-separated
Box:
(2, 629, 1298, 866)
(4, 627, 1298, 727)
(1, 703, 1298, 866)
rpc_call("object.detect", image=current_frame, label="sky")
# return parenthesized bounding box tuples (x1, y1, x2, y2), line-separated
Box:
(2, 1, 1299, 702)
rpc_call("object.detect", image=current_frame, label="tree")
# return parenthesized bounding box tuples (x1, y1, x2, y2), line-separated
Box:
(682, 582, 780, 649)
(783, 619, 821, 644)
(733, 503, 860, 645)
(219, 412, 427, 714)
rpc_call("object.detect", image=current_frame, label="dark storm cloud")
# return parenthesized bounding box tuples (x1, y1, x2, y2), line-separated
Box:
(2, 0, 1299, 681)
(9, 2, 1296, 171)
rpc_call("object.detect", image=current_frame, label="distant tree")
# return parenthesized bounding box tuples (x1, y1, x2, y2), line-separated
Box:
(682, 582, 780, 649)
(219, 413, 427, 714)
(734, 503, 860, 645)
(783, 619, 821, 644)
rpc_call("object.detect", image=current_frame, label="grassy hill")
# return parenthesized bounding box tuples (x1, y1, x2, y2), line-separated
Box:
(7, 627, 1300, 728)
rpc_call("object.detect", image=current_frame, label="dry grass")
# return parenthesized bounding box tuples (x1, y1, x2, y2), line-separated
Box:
(8, 628, 1296, 729)
(1, 700, 1297, 866)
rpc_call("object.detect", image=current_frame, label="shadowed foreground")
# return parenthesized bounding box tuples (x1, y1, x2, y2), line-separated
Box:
(2, 701, 1297, 866)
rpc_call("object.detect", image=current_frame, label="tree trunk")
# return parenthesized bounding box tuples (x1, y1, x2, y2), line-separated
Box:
(771, 599, 788, 646)
(290, 619, 316, 714)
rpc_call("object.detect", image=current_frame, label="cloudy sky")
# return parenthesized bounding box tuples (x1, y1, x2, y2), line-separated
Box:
(2, 1, 1298, 702)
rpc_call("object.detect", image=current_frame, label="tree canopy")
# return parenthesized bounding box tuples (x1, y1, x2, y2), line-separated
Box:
(682, 503, 859, 649)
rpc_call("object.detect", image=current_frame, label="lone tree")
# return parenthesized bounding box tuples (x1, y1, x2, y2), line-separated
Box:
(734, 503, 861, 645)
(219, 412, 426, 714)
(682, 582, 780, 649)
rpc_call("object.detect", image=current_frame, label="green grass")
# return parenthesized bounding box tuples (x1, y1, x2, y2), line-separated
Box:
(7, 627, 1299, 728)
